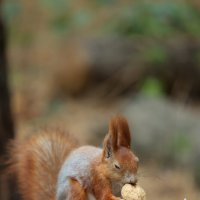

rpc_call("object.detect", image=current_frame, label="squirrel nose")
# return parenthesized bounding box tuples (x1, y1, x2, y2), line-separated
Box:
(129, 177, 137, 185)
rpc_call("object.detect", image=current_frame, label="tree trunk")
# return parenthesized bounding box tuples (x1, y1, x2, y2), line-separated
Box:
(0, 2, 16, 200)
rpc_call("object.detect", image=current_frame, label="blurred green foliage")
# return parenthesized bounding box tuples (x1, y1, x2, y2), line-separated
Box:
(161, 133, 192, 167)
(3, 0, 200, 38)
(93, 0, 116, 6)
(2, 0, 21, 24)
(41, 0, 69, 12)
(2, 0, 200, 101)
(143, 45, 167, 66)
(140, 78, 164, 97)
(170, 134, 192, 156)
(50, 14, 71, 33)
(110, 1, 200, 38)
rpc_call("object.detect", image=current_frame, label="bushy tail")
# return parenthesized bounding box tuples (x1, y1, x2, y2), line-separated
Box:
(7, 129, 78, 200)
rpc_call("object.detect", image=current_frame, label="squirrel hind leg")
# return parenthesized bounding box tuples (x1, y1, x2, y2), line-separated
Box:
(70, 179, 86, 200)
(57, 179, 86, 200)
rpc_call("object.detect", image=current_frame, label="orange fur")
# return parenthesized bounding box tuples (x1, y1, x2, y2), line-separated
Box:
(8, 129, 78, 200)
(109, 116, 131, 149)
(69, 179, 86, 200)
(7, 116, 138, 200)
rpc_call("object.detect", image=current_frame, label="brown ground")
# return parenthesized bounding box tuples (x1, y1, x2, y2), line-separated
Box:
(139, 165, 200, 200)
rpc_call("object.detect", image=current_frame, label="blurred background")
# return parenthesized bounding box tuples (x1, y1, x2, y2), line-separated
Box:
(0, 0, 200, 199)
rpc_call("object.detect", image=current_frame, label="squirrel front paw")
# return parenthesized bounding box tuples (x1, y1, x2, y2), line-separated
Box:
(110, 195, 123, 200)
(102, 194, 123, 200)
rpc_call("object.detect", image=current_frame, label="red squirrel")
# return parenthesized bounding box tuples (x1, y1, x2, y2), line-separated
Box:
(8, 116, 139, 200)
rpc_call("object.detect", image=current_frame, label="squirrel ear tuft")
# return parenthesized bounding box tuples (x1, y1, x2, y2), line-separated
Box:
(102, 119, 118, 158)
(103, 134, 112, 159)
(109, 116, 131, 149)
(103, 116, 131, 158)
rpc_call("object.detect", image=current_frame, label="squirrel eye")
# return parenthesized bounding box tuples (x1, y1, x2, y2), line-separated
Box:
(114, 164, 120, 170)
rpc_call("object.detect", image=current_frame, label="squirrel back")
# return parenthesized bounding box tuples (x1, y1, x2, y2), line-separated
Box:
(8, 129, 78, 200)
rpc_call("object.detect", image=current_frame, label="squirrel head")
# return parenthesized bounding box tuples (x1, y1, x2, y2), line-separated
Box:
(102, 116, 139, 185)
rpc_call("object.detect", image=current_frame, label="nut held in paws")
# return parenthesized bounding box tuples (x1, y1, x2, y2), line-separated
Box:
(121, 184, 146, 200)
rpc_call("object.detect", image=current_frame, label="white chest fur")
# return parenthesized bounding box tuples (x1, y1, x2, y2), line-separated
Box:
(56, 146, 102, 200)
